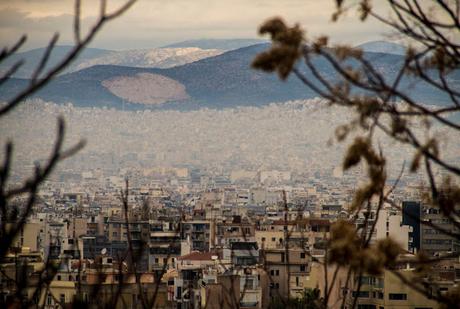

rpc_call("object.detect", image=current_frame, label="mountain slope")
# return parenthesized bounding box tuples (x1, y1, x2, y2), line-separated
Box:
(0, 46, 113, 79)
(356, 40, 406, 55)
(72, 47, 223, 71)
(1, 43, 458, 110)
(0, 45, 223, 78)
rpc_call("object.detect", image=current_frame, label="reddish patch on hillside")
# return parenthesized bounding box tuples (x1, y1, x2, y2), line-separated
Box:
(102, 73, 189, 105)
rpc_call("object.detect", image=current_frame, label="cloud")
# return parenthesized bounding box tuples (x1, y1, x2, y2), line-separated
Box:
(0, 7, 98, 50)
(0, 1, 390, 51)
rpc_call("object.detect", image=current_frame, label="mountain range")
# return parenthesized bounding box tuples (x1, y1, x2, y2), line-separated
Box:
(1, 40, 457, 111)
(0, 39, 266, 79)
(0, 46, 223, 79)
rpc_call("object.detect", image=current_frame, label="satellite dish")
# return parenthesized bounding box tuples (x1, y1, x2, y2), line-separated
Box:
(101, 248, 107, 255)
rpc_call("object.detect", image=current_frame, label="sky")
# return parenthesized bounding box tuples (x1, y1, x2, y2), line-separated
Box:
(0, 0, 392, 51)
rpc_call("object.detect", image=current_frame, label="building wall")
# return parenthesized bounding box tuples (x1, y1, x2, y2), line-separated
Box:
(402, 201, 421, 253)
(375, 209, 411, 251)
(421, 208, 460, 255)
(262, 248, 310, 301)
(12, 222, 41, 252)
(351, 270, 441, 309)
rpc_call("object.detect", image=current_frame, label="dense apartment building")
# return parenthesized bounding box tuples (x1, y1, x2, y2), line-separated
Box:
(2, 176, 459, 308)
(421, 207, 460, 256)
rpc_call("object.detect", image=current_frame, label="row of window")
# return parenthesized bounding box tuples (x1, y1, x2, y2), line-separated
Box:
(423, 229, 443, 234)
(359, 276, 384, 288)
(56, 274, 83, 281)
(352, 291, 407, 300)
(46, 293, 67, 305)
(270, 265, 307, 276)
(423, 239, 452, 245)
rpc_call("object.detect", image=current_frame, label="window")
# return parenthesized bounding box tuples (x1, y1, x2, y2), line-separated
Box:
(296, 276, 299, 286)
(270, 269, 280, 276)
(357, 305, 376, 309)
(271, 237, 276, 242)
(60, 294, 65, 304)
(300, 265, 306, 272)
(360, 277, 370, 285)
(389, 293, 407, 300)
(262, 237, 266, 242)
(57, 275, 61, 281)
(300, 252, 306, 259)
(245, 278, 254, 289)
(352, 291, 369, 298)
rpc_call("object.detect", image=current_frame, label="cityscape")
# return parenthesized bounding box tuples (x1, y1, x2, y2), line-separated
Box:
(1, 1, 459, 309)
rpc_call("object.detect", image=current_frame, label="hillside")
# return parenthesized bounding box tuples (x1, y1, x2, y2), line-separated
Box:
(0, 46, 223, 78)
(1, 43, 458, 110)
(356, 40, 406, 55)
(0, 46, 112, 79)
(72, 48, 223, 71)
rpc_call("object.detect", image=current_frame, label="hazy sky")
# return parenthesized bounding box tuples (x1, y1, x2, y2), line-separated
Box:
(0, 0, 392, 51)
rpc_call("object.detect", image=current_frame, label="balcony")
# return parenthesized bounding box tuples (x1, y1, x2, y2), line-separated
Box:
(130, 225, 141, 232)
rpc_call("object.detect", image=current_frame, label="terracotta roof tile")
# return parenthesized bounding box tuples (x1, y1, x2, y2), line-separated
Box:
(178, 251, 218, 261)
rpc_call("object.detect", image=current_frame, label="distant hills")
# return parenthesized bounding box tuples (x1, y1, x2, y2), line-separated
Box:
(1, 39, 267, 79)
(357, 40, 406, 55)
(1, 40, 458, 110)
(0, 46, 111, 79)
(71, 48, 223, 72)
(0, 45, 223, 79)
